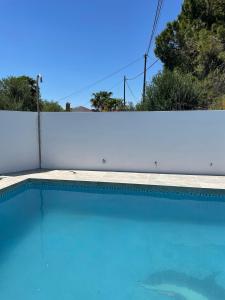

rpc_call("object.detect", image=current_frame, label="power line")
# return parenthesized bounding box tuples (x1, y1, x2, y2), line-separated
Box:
(146, 0, 164, 56)
(77, 58, 159, 108)
(57, 56, 143, 102)
(127, 59, 160, 81)
(57, 1, 163, 104)
(109, 79, 124, 91)
(126, 81, 137, 102)
(143, 0, 164, 102)
(79, 79, 124, 108)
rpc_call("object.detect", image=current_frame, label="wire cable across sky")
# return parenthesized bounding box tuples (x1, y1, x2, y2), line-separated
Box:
(126, 80, 137, 102)
(146, 0, 164, 56)
(57, 0, 164, 104)
(57, 56, 143, 102)
(127, 59, 160, 81)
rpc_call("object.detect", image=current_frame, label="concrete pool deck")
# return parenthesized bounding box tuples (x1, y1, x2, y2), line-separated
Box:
(1, 169, 225, 192)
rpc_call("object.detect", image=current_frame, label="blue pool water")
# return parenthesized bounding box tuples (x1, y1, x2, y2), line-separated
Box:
(1, 181, 225, 300)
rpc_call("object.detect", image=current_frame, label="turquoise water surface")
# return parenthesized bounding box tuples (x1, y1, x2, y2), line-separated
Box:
(0, 181, 225, 300)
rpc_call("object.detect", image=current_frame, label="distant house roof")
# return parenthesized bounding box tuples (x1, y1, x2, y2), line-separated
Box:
(71, 106, 92, 112)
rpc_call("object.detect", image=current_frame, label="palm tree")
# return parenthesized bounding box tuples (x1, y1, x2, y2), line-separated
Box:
(90, 91, 113, 111)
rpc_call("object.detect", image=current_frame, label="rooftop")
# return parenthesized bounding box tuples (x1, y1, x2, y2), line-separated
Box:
(71, 106, 92, 112)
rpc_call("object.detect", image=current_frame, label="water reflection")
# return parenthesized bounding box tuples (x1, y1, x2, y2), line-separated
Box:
(142, 270, 225, 300)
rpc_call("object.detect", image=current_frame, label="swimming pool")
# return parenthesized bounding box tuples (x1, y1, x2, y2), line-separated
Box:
(1, 180, 225, 300)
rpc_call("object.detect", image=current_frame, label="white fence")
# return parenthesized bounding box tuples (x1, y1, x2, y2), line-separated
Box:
(1, 110, 225, 175)
(0, 111, 39, 174)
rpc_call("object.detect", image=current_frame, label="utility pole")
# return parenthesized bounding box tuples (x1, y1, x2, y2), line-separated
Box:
(142, 53, 148, 103)
(36, 74, 42, 169)
(123, 75, 126, 107)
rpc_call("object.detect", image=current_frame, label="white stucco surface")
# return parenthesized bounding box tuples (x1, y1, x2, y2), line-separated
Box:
(0, 111, 39, 174)
(1, 110, 225, 175)
(41, 111, 225, 175)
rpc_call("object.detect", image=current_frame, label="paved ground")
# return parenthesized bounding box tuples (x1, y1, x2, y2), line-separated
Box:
(1, 169, 225, 192)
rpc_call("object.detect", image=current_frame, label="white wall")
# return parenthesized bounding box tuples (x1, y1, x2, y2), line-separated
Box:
(1, 111, 225, 175)
(41, 111, 225, 175)
(0, 111, 39, 174)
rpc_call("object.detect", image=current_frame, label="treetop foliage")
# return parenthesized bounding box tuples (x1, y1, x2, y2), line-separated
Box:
(155, 0, 225, 79)
(90, 91, 125, 112)
(136, 0, 225, 111)
(0, 76, 64, 112)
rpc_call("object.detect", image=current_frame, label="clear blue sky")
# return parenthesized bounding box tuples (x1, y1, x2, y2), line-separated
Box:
(0, 0, 183, 108)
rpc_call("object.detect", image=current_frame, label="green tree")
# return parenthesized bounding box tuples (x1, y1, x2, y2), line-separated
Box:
(136, 0, 225, 111)
(0, 75, 64, 112)
(41, 100, 64, 112)
(136, 69, 206, 111)
(0, 76, 37, 111)
(125, 102, 136, 111)
(90, 91, 112, 111)
(90, 91, 124, 111)
(155, 0, 225, 79)
(210, 95, 225, 109)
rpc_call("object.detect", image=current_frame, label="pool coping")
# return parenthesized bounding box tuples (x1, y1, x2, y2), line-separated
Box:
(1, 169, 225, 194)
